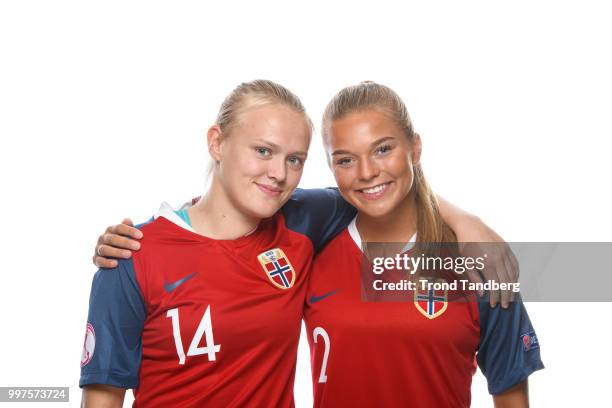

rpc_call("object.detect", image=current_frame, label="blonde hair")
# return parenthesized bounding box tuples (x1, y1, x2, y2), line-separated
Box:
(216, 79, 313, 135)
(322, 81, 456, 246)
(206, 80, 312, 177)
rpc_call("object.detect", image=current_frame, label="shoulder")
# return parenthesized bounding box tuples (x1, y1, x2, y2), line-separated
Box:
(280, 188, 356, 252)
(282, 188, 343, 212)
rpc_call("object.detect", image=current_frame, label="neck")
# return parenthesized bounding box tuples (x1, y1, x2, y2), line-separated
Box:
(188, 177, 260, 240)
(356, 192, 418, 243)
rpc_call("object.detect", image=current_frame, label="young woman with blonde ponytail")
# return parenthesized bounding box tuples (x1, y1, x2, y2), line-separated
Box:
(304, 81, 542, 407)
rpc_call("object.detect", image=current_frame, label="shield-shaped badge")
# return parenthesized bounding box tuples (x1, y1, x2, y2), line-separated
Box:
(414, 279, 448, 319)
(258, 248, 296, 290)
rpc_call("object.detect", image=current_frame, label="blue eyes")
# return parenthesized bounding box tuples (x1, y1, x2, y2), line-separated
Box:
(376, 144, 392, 155)
(255, 147, 272, 157)
(254, 147, 303, 168)
(288, 156, 303, 167)
(335, 144, 393, 167)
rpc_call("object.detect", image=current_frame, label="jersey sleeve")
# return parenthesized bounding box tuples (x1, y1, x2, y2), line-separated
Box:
(281, 188, 357, 252)
(476, 295, 544, 394)
(79, 258, 146, 389)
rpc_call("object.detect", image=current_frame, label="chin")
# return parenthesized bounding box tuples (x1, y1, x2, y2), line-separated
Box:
(257, 208, 279, 219)
(353, 200, 398, 220)
(243, 200, 281, 219)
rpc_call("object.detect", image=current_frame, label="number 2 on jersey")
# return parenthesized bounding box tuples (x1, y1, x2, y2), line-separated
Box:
(313, 327, 330, 383)
(167, 305, 221, 365)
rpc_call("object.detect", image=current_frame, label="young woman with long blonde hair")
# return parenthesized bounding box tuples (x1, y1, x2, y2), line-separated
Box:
(304, 81, 542, 407)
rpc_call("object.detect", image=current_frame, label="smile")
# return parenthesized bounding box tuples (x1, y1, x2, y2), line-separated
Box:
(255, 183, 282, 197)
(356, 182, 392, 200)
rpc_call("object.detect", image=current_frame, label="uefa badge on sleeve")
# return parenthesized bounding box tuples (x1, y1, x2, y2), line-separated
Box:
(414, 279, 448, 319)
(81, 323, 96, 367)
(258, 248, 296, 290)
(521, 332, 539, 351)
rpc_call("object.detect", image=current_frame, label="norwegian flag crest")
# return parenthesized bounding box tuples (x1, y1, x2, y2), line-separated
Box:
(414, 279, 448, 319)
(257, 248, 296, 290)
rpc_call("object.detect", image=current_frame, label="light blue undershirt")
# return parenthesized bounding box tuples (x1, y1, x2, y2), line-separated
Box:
(174, 208, 192, 227)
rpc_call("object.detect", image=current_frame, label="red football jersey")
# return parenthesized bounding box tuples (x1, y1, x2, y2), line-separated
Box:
(304, 220, 543, 407)
(81, 189, 357, 407)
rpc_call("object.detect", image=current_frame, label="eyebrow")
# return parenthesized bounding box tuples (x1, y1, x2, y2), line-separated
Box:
(253, 139, 308, 156)
(331, 136, 395, 156)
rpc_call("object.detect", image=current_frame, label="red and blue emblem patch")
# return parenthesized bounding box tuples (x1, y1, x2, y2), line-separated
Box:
(521, 332, 539, 351)
(414, 279, 448, 319)
(258, 248, 296, 290)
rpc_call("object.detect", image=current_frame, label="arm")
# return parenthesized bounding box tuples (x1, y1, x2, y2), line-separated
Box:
(437, 195, 508, 245)
(81, 385, 125, 408)
(437, 195, 519, 308)
(477, 294, 543, 402)
(80, 261, 145, 397)
(493, 380, 529, 408)
(282, 188, 356, 252)
(93, 190, 356, 267)
(437, 195, 478, 230)
(93, 198, 197, 267)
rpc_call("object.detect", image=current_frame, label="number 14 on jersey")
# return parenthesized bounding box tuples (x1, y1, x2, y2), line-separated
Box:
(167, 305, 221, 365)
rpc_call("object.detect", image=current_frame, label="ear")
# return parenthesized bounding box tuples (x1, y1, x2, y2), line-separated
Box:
(411, 133, 422, 166)
(207, 125, 224, 162)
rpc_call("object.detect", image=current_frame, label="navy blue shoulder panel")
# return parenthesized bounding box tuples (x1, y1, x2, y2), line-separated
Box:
(135, 217, 154, 229)
(79, 258, 146, 389)
(281, 188, 357, 252)
(477, 295, 544, 394)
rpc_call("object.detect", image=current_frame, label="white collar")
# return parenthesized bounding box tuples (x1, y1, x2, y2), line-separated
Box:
(154, 201, 196, 233)
(348, 216, 417, 253)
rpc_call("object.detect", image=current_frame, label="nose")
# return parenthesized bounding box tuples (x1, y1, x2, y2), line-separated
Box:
(267, 156, 287, 183)
(358, 157, 379, 181)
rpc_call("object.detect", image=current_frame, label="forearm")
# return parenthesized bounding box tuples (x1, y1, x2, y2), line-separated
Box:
(493, 380, 529, 408)
(436, 195, 479, 232)
(81, 385, 125, 408)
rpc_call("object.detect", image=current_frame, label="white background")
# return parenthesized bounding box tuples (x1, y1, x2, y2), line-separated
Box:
(1, 1, 611, 406)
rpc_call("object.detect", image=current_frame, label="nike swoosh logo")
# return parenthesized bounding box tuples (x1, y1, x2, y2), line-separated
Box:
(310, 290, 338, 304)
(164, 272, 197, 293)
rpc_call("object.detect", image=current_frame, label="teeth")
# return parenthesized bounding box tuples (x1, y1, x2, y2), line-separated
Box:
(362, 183, 388, 194)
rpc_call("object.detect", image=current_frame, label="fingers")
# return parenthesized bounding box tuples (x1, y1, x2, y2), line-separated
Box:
(488, 269, 501, 308)
(479, 244, 519, 309)
(477, 254, 503, 308)
(498, 246, 520, 306)
(110, 222, 143, 241)
(97, 243, 132, 260)
(457, 241, 522, 308)
(465, 269, 484, 297)
(121, 218, 135, 227)
(501, 254, 516, 307)
(493, 255, 510, 309)
(507, 249, 520, 281)
(507, 252, 519, 303)
(92, 221, 143, 268)
(461, 242, 486, 298)
(102, 231, 141, 251)
(93, 254, 118, 269)
(93, 242, 134, 269)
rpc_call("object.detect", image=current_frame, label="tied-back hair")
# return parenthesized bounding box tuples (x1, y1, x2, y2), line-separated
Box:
(216, 79, 313, 135)
(322, 81, 457, 249)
